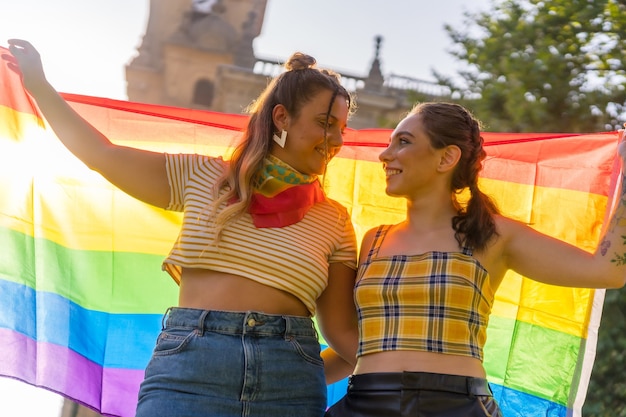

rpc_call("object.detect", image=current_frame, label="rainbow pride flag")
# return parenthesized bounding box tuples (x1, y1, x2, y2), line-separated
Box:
(0, 46, 619, 416)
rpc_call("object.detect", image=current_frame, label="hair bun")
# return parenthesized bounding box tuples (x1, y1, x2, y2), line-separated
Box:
(284, 52, 317, 71)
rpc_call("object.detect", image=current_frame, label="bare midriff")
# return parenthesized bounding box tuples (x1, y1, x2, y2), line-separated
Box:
(354, 350, 487, 378)
(178, 267, 310, 317)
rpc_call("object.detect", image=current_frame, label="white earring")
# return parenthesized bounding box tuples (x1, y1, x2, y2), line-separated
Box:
(273, 129, 287, 148)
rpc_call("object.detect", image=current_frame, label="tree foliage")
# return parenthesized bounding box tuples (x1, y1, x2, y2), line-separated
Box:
(436, 0, 626, 133)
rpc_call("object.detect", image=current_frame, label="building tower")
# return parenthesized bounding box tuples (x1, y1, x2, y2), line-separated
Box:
(125, 0, 446, 127)
(126, 0, 268, 111)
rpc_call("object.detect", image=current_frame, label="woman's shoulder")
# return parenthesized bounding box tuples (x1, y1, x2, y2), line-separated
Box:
(361, 224, 393, 244)
(183, 153, 228, 176)
(493, 214, 531, 237)
(168, 153, 226, 167)
(486, 214, 536, 261)
(319, 197, 352, 218)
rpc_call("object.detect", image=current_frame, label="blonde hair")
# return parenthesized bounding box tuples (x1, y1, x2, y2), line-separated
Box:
(208, 52, 355, 242)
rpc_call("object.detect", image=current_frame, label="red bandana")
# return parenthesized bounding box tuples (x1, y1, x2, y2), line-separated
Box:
(249, 156, 326, 228)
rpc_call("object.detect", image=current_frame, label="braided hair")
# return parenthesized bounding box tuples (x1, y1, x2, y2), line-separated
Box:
(410, 102, 499, 250)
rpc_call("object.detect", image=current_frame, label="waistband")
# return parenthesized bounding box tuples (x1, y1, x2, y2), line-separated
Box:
(349, 372, 493, 397)
(162, 307, 317, 338)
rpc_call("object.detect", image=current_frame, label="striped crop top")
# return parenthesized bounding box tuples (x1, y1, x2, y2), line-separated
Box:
(354, 225, 495, 361)
(161, 153, 357, 316)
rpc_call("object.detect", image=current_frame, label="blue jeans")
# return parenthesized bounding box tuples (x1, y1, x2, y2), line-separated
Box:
(135, 308, 327, 417)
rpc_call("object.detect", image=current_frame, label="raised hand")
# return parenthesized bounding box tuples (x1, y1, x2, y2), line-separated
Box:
(4, 39, 48, 94)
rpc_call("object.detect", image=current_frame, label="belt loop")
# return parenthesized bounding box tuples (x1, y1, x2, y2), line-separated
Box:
(243, 311, 252, 335)
(467, 378, 475, 398)
(161, 306, 173, 330)
(197, 310, 210, 336)
(283, 315, 292, 339)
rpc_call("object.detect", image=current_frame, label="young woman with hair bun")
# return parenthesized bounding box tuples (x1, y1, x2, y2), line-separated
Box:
(6, 39, 359, 417)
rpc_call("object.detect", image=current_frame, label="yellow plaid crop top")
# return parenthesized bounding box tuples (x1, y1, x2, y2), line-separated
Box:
(161, 153, 357, 316)
(354, 225, 495, 361)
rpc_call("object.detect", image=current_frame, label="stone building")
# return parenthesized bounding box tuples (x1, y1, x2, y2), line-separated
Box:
(125, 0, 446, 129)
(60, 1, 445, 416)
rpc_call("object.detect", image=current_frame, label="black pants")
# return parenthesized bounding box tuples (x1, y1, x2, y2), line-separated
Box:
(326, 372, 503, 417)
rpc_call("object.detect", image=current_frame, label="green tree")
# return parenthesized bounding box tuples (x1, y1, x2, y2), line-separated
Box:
(436, 0, 626, 133)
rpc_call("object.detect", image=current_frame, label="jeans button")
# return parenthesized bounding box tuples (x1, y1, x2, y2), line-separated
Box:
(247, 318, 256, 327)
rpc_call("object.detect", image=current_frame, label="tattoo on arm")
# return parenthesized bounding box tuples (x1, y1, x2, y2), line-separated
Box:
(610, 235, 626, 265)
(612, 253, 626, 266)
(605, 175, 626, 235)
(601, 176, 626, 263)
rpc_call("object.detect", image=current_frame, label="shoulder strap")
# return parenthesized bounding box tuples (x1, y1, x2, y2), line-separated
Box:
(461, 245, 473, 256)
(366, 225, 392, 262)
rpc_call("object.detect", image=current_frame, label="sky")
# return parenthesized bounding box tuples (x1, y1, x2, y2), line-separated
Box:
(0, 0, 491, 416)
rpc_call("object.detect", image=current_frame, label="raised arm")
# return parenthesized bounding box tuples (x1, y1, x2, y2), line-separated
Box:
(5, 39, 170, 208)
(501, 129, 626, 289)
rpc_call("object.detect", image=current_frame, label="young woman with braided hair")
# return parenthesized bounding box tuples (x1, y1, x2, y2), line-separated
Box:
(6, 39, 359, 417)
(325, 102, 626, 416)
